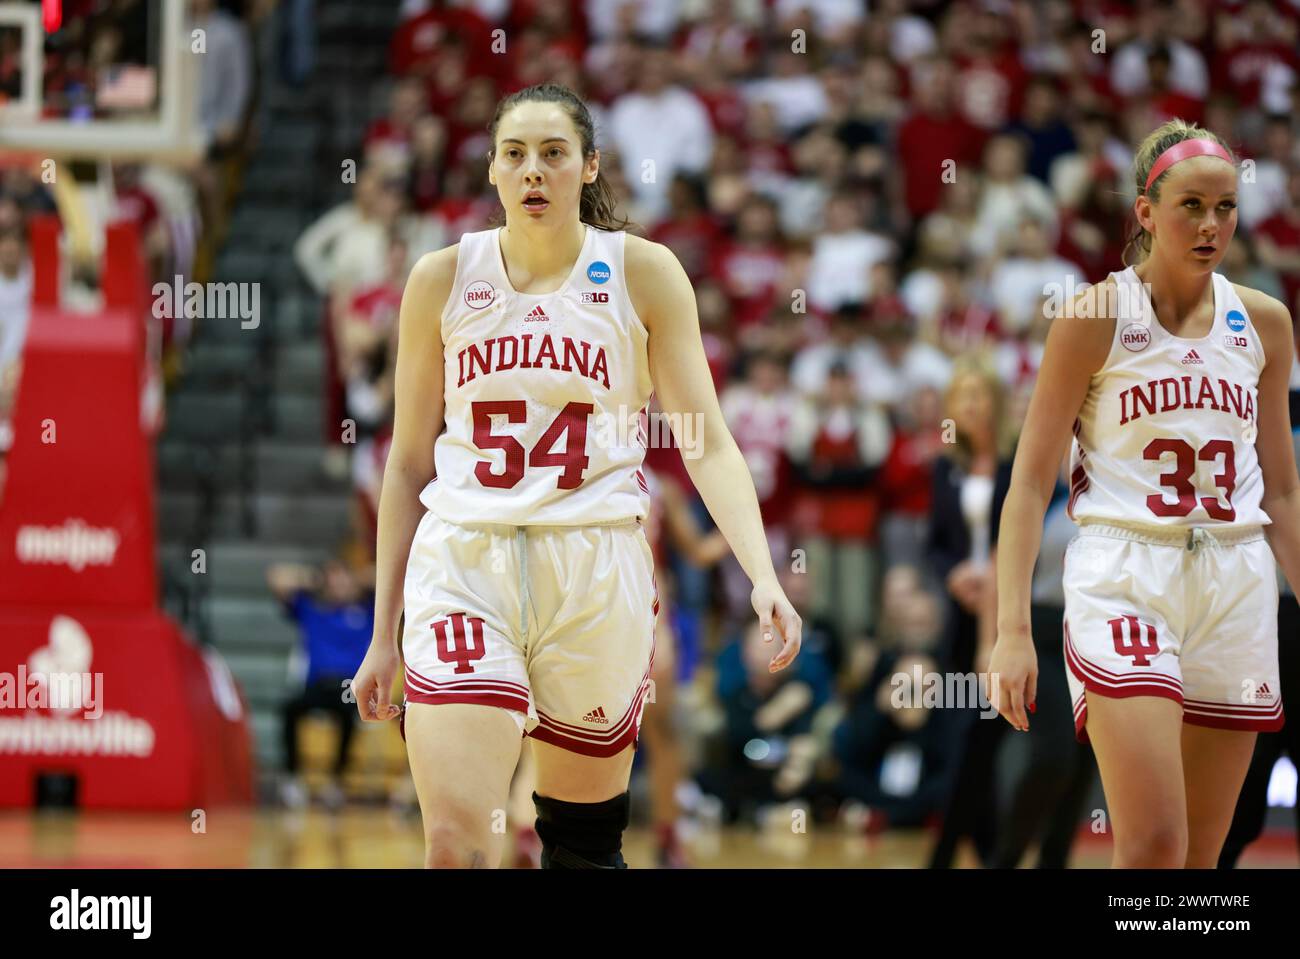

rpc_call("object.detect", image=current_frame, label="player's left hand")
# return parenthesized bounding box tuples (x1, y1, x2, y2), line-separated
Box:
(752, 579, 802, 672)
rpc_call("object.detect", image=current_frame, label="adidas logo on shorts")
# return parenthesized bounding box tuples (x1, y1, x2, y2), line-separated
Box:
(1181, 349, 1204, 365)
(582, 706, 609, 725)
(1249, 682, 1276, 705)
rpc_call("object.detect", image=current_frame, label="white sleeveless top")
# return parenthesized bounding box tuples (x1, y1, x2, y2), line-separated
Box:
(421, 225, 653, 526)
(1068, 267, 1270, 529)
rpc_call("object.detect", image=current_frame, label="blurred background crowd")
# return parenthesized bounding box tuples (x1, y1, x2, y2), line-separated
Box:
(2, 0, 1298, 867)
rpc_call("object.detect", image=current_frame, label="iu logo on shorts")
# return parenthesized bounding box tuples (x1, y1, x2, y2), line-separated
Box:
(1108, 614, 1159, 667)
(431, 612, 487, 674)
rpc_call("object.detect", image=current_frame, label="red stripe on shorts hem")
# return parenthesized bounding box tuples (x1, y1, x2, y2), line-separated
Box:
(1183, 697, 1281, 715)
(405, 663, 528, 695)
(1182, 710, 1285, 733)
(1071, 683, 1184, 745)
(527, 715, 642, 757)
(404, 689, 530, 713)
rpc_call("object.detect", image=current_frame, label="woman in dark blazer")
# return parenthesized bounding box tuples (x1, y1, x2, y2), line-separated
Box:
(925, 361, 1014, 868)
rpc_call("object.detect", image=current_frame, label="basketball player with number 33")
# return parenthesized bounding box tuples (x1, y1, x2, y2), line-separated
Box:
(349, 84, 801, 869)
(990, 119, 1300, 868)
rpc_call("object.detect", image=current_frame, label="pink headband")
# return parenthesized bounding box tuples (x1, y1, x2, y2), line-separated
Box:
(1144, 138, 1235, 193)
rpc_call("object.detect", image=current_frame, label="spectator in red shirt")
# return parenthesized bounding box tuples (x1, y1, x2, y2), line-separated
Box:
(928, 259, 1002, 357)
(717, 349, 798, 622)
(787, 361, 892, 641)
(896, 58, 987, 220)
(444, 76, 498, 171)
(507, 0, 589, 53)
(877, 385, 945, 570)
(1058, 23, 1123, 116)
(1136, 45, 1205, 127)
(677, 1, 760, 80)
(950, 13, 1026, 131)
(363, 77, 428, 169)
(1255, 169, 1300, 317)
(1210, 1, 1300, 114)
(1055, 172, 1129, 283)
(406, 115, 448, 213)
(709, 194, 787, 328)
(681, 56, 749, 140)
(389, 1, 493, 79)
(110, 162, 168, 281)
(650, 175, 724, 283)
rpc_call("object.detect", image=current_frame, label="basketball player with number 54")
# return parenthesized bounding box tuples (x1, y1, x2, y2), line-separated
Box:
(990, 119, 1300, 868)
(349, 83, 801, 869)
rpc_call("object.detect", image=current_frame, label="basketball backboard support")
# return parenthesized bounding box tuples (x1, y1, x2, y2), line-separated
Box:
(0, 4, 41, 120)
(0, 0, 202, 162)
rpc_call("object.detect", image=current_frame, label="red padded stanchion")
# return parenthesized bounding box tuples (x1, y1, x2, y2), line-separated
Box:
(0, 217, 254, 808)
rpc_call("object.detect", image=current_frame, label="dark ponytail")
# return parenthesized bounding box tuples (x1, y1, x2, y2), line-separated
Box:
(487, 82, 632, 232)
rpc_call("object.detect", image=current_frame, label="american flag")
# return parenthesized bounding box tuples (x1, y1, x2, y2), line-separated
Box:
(97, 65, 157, 111)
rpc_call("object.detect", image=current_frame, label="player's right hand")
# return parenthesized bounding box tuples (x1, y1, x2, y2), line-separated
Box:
(987, 631, 1038, 732)
(352, 641, 402, 722)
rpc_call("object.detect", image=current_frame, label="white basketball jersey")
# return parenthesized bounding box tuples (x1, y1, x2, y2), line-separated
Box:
(1068, 267, 1270, 529)
(420, 226, 653, 526)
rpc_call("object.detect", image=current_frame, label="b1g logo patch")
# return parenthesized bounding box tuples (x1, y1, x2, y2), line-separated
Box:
(1225, 333, 1249, 351)
(580, 291, 609, 304)
(587, 261, 611, 284)
(464, 281, 496, 309)
(1120, 323, 1150, 352)
(1226, 309, 1247, 332)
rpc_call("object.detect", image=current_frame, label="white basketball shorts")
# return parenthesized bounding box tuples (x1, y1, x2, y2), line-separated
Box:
(401, 512, 658, 756)
(1063, 521, 1284, 744)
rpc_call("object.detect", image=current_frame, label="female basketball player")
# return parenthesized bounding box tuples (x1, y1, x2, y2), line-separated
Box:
(989, 118, 1300, 868)
(350, 83, 802, 869)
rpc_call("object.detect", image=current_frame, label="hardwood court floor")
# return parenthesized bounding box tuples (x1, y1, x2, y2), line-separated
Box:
(0, 809, 1295, 868)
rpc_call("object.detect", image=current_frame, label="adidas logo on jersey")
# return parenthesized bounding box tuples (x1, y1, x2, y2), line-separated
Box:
(1181, 349, 1204, 365)
(523, 305, 550, 322)
(582, 706, 609, 725)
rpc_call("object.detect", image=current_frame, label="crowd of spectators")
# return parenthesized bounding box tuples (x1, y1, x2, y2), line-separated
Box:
(290, 0, 1300, 857)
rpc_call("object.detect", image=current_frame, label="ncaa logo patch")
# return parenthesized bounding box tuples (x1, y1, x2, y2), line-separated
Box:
(1120, 323, 1150, 352)
(464, 281, 496, 310)
(1226, 310, 1247, 333)
(587, 261, 611, 284)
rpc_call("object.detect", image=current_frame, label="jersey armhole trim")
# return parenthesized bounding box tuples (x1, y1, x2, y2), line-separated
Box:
(437, 237, 473, 341)
(621, 232, 651, 342)
(1092, 312, 1123, 379)
(1245, 296, 1269, 374)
